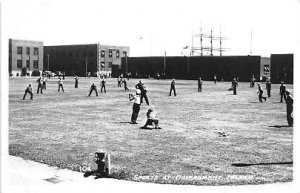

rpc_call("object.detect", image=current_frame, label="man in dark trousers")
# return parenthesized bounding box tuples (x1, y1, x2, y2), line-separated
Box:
(58, 77, 64, 92)
(42, 76, 47, 91)
(250, 75, 255, 88)
(279, 82, 286, 103)
(88, 83, 98, 97)
(100, 78, 106, 93)
(198, 77, 202, 92)
(23, 84, 33, 100)
(266, 78, 271, 97)
(74, 76, 79, 88)
(285, 90, 293, 126)
(257, 83, 267, 102)
(36, 76, 43, 94)
(123, 79, 129, 91)
(136, 80, 149, 105)
(129, 89, 141, 124)
(169, 78, 176, 96)
(117, 76, 121, 87)
(232, 78, 238, 95)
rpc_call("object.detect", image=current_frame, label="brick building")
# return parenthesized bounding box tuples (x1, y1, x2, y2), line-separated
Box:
(44, 43, 129, 77)
(9, 39, 44, 76)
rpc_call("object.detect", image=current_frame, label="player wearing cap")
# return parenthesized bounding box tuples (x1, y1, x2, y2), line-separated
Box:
(88, 83, 98, 97)
(257, 83, 267, 102)
(266, 78, 271, 97)
(279, 82, 286, 103)
(23, 84, 33, 100)
(129, 89, 141, 124)
(232, 78, 238, 95)
(169, 78, 176, 96)
(285, 90, 293, 126)
(198, 77, 202, 92)
(100, 78, 106, 93)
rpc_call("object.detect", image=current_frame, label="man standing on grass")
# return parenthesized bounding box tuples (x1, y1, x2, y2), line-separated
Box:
(58, 77, 64, 92)
(198, 77, 202, 92)
(117, 76, 121, 87)
(36, 76, 43, 94)
(123, 79, 129, 91)
(285, 90, 293, 126)
(129, 89, 141, 124)
(23, 84, 33, 100)
(232, 78, 238, 95)
(250, 75, 255, 88)
(42, 75, 47, 91)
(257, 83, 267, 102)
(266, 78, 271, 97)
(100, 78, 106, 93)
(74, 76, 79, 88)
(213, 74, 217, 84)
(279, 82, 286, 103)
(88, 83, 98, 97)
(136, 80, 149, 105)
(169, 78, 176, 96)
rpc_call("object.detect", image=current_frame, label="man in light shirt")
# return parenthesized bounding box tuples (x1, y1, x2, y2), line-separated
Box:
(129, 89, 141, 124)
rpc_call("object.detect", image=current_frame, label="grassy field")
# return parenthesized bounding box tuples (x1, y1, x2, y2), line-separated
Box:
(9, 77, 293, 185)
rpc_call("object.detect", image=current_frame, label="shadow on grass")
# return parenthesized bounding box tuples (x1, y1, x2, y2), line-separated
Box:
(232, 161, 293, 167)
(117, 121, 133, 124)
(84, 170, 113, 179)
(269, 125, 290, 128)
(84, 168, 132, 180)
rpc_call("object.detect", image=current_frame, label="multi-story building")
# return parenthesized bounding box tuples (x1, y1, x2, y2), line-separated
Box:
(97, 44, 129, 77)
(44, 43, 129, 77)
(9, 39, 44, 76)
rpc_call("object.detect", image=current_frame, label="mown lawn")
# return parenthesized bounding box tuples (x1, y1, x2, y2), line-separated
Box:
(9, 77, 293, 185)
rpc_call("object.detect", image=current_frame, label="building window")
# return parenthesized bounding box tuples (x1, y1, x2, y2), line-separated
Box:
(33, 60, 38, 68)
(33, 47, 39, 55)
(17, 47, 22, 54)
(108, 62, 112, 68)
(17, 60, 22, 68)
(26, 60, 30, 68)
(116, 50, 120, 58)
(123, 51, 127, 57)
(101, 62, 105, 70)
(26, 47, 30, 55)
(101, 50, 105, 57)
(109, 50, 112, 58)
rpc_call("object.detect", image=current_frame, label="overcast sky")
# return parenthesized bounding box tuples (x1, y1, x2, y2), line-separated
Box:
(2, 0, 300, 57)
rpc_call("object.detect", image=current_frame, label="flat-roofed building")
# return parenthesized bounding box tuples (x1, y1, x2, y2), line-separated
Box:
(9, 39, 44, 76)
(44, 43, 129, 77)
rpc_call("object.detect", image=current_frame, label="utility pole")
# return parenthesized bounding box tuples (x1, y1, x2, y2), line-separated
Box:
(85, 56, 88, 78)
(200, 24, 203, 56)
(125, 52, 128, 72)
(163, 50, 166, 72)
(47, 54, 50, 70)
(210, 28, 213, 56)
(250, 31, 253, 55)
(219, 27, 222, 56)
(191, 31, 194, 56)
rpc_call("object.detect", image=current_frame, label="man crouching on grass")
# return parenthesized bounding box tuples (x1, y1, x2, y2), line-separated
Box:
(129, 89, 141, 124)
(141, 106, 161, 129)
(23, 84, 33, 100)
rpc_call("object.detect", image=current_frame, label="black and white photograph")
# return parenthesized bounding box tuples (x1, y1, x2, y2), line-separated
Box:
(1, 0, 299, 192)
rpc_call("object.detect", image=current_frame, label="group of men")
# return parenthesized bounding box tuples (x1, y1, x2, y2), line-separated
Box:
(22, 75, 293, 127)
